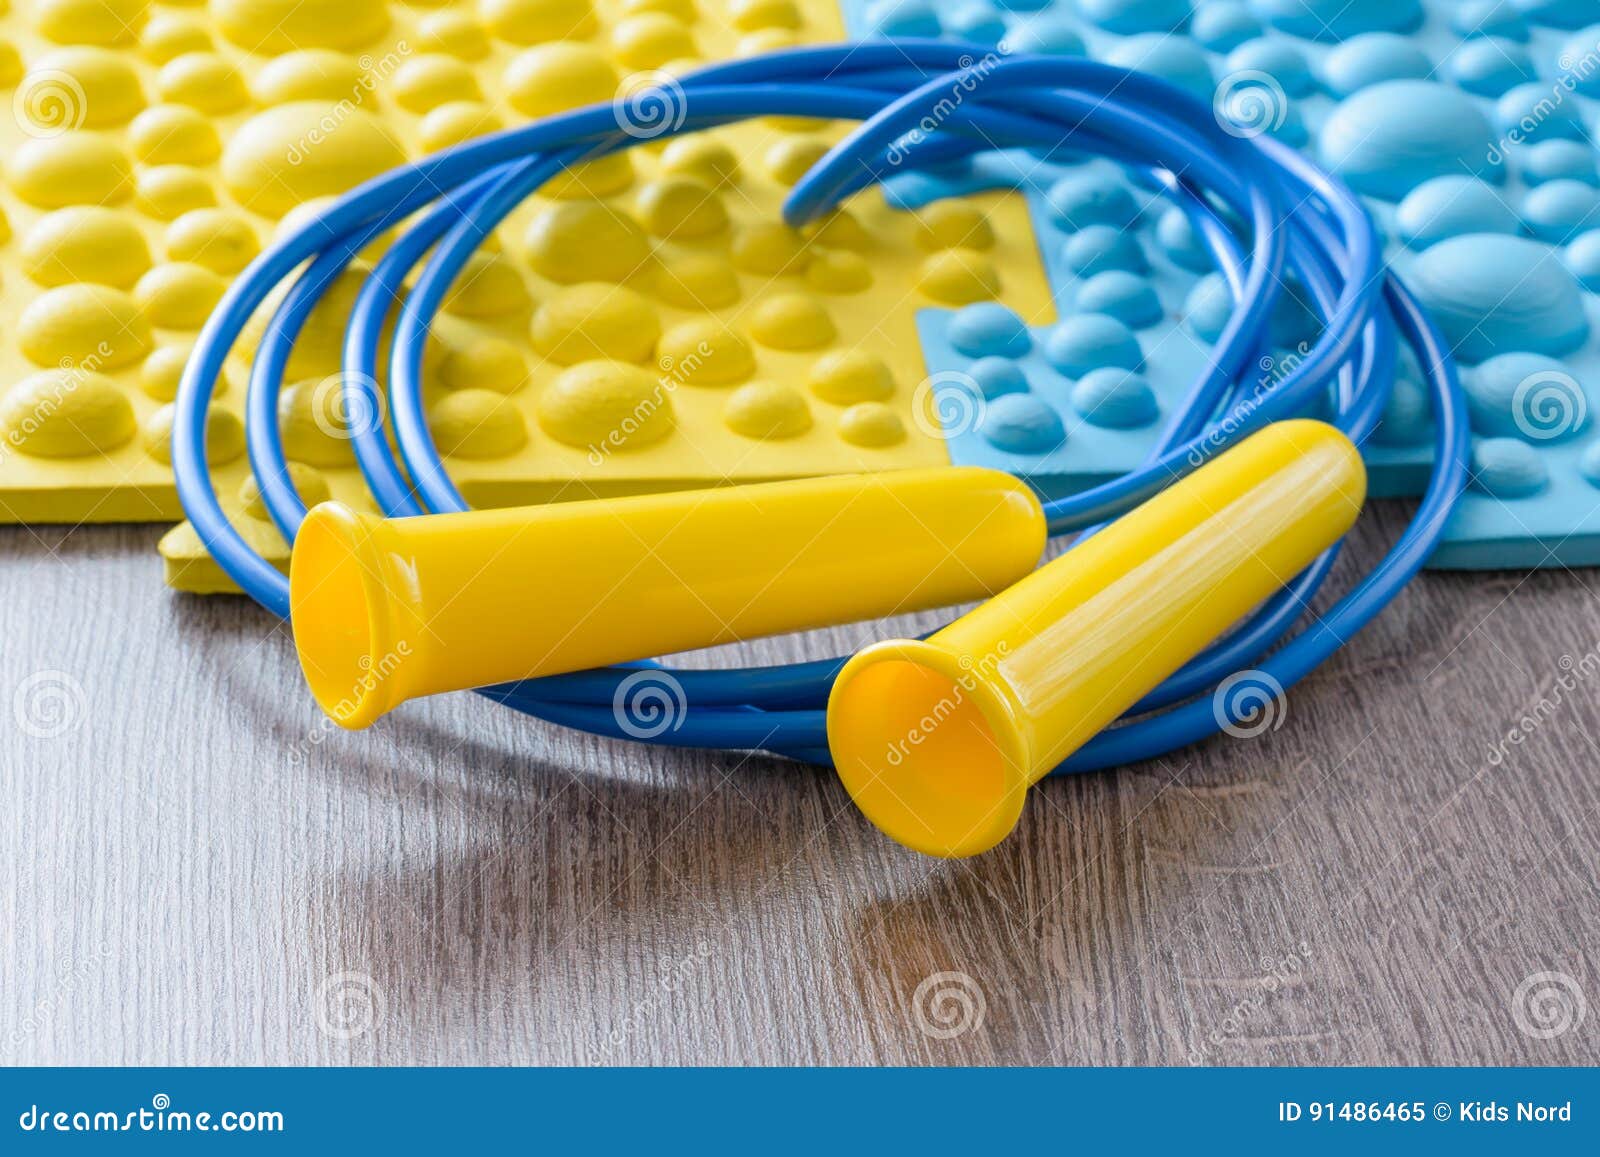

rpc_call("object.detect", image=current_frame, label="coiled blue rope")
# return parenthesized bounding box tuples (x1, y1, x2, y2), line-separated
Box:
(172, 40, 1471, 771)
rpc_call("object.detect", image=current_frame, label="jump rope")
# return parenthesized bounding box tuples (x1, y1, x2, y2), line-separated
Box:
(170, 40, 1472, 773)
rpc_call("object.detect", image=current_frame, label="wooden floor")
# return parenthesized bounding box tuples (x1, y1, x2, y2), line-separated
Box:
(3, 504, 1598, 1065)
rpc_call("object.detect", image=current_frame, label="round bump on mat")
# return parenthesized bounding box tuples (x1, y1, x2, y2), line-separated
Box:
(1001, 15, 1085, 56)
(968, 357, 1030, 400)
(1320, 81, 1498, 200)
(808, 350, 894, 404)
(724, 382, 813, 440)
(637, 176, 729, 239)
(1075, 271, 1163, 328)
(917, 249, 1001, 304)
(1521, 180, 1600, 244)
(748, 294, 835, 350)
(1465, 352, 1588, 441)
(142, 402, 243, 465)
(25, 47, 144, 127)
(612, 13, 697, 68)
(1043, 170, 1139, 232)
(18, 283, 151, 369)
(0, 370, 135, 458)
(1249, 0, 1422, 41)
(157, 52, 248, 114)
(391, 54, 482, 112)
(133, 262, 227, 329)
(947, 302, 1031, 359)
(525, 201, 650, 284)
(1580, 441, 1600, 488)
(503, 42, 618, 119)
(863, 0, 940, 38)
(913, 201, 994, 251)
(419, 101, 502, 152)
(537, 361, 675, 451)
(134, 165, 215, 220)
(165, 209, 259, 274)
(34, 0, 148, 46)
(1564, 229, 1600, 290)
(221, 103, 406, 218)
(139, 344, 199, 401)
(1560, 25, 1600, 97)
(1451, 0, 1528, 40)
(1071, 367, 1160, 429)
(1156, 205, 1214, 272)
(1225, 38, 1314, 96)
(1078, 0, 1190, 35)
(8, 134, 132, 208)
(1372, 371, 1432, 446)
(1184, 273, 1235, 344)
(1064, 224, 1149, 276)
(837, 402, 906, 447)
(1518, 139, 1597, 188)
(481, 0, 596, 43)
(1446, 36, 1533, 98)
(428, 389, 529, 459)
(661, 136, 741, 186)
(1395, 176, 1517, 249)
(657, 318, 756, 385)
(440, 339, 530, 394)
(1101, 35, 1215, 103)
(1471, 437, 1547, 498)
(806, 250, 874, 294)
(1191, 2, 1262, 51)
(252, 50, 368, 104)
(139, 14, 212, 63)
(213, 0, 391, 52)
(241, 462, 330, 520)
(129, 103, 220, 165)
(730, 222, 809, 276)
(650, 253, 742, 309)
(439, 251, 531, 319)
(980, 393, 1066, 455)
(419, 11, 491, 60)
(21, 207, 150, 288)
(1495, 82, 1587, 144)
(764, 136, 830, 186)
(1406, 232, 1589, 361)
(531, 283, 661, 365)
(1321, 33, 1431, 97)
(1044, 313, 1143, 378)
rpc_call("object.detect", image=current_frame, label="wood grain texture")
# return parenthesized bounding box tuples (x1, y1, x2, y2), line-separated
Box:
(3, 505, 1598, 1066)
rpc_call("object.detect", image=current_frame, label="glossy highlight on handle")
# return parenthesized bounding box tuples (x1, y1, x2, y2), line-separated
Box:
(289, 467, 1046, 729)
(826, 420, 1368, 858)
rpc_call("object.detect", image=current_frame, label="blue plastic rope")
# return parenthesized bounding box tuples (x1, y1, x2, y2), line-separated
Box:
(172, 40, 1471, 771)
